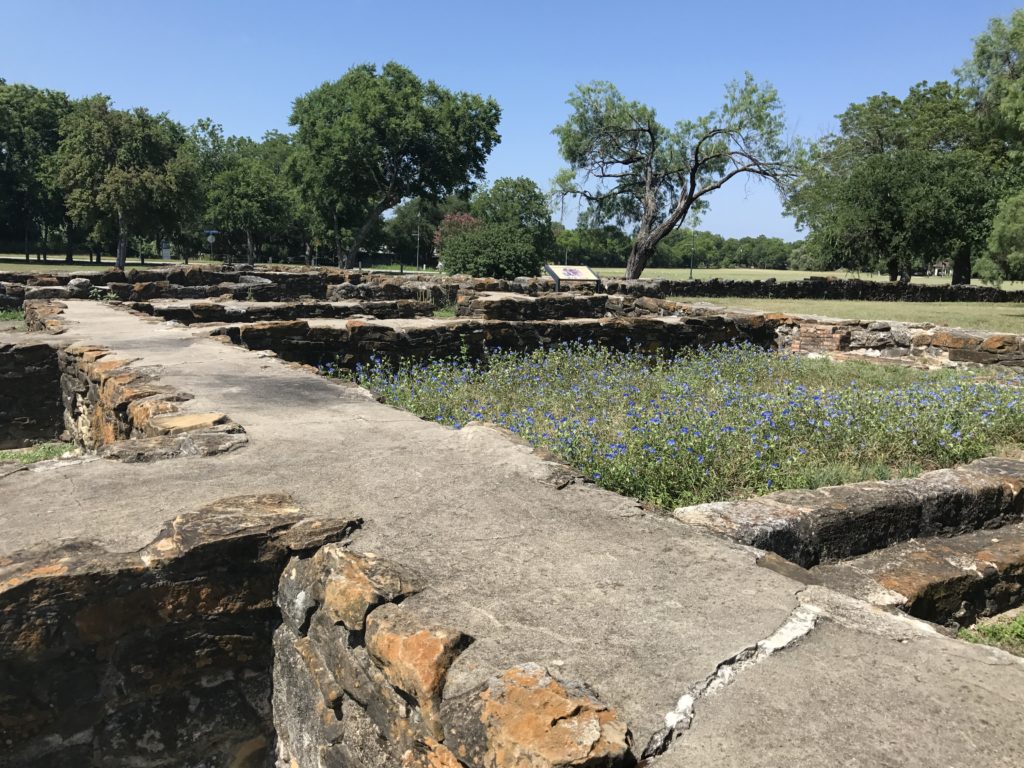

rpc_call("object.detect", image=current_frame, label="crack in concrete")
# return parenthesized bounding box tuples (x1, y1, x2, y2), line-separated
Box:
(641, 601, 822, 759)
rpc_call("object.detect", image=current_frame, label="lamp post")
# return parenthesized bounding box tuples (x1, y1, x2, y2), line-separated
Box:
(415, 210, 421, 271)
(689, 228, 695, 280)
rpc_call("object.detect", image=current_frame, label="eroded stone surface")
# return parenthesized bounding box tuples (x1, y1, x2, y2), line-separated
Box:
(443, 664, 632, 768)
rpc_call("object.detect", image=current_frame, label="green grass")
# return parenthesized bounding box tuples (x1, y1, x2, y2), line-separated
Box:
(0, 309, 24, 321)
(336, 343, 1024, 509)
(672, 297, 1024, 335)
(960, 613, 1024, 656)
(595, 266, 1024, 289)
(0, 442, 73, 464)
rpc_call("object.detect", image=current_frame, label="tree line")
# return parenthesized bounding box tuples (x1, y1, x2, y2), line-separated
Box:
(3, 10, 1024, 281)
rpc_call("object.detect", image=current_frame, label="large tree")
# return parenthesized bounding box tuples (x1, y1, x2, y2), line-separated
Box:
(553, 74, 793, 279)
(289, 61, 501, 268)
(786, 82, 996, 284)
(0, 82, 71, 258)
(56, 96, 198, 269)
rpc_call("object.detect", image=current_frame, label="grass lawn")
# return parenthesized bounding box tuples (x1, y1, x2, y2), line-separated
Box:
(594, 266, 1024, 289)
(334, 343, 1024, 509)
(674, 297, 1024, 335)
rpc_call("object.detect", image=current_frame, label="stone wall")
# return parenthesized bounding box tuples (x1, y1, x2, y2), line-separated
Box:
(57, 343, 247, 461)
(129, 298, 435, 325)
(0, 495, 359, 768)
(0, 341, 63, 449)
(674, 457, 1024, 568)
(273, 545, 632, 768)
(215, 315, 775, 370)
(9, 266, 1024, 310)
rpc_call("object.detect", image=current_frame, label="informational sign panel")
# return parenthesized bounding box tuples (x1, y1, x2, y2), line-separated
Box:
(545, 265, 600, 282)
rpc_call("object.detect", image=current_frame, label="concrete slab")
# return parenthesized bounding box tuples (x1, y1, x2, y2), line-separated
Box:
(655, 609, 1024, 768)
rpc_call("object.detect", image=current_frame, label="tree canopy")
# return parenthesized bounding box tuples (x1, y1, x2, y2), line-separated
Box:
(289, 62, 501, 267)
(785, 82, 998, 283)
(553, 74, 793, 278)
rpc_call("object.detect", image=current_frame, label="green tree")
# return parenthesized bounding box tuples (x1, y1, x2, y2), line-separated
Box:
(553, 74, 793, 279)
(207, 152, 293, 265)
(439, 221, 540, 279)
(289, 62, 501, 268)
(979, 191, 1024, 283)
(0, 82, 72, 258)
(57, 96, 198, 269)
(957, 9, 1024, 148)
(471, 177, 556, 262)
(786, 82, 996, 283)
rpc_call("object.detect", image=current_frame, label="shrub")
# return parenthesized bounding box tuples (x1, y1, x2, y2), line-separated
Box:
(439, 221, 542, 279)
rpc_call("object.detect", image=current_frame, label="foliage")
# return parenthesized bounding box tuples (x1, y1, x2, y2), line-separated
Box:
(0, 82, 72, 257)
(289, 62, 501, 267)
(56, 96, 199, 269)
(978, 190, 1024, 284)
(957, 9, 1024, 148)
(959, 614, 1024, 657)
(438, 221, 540, 279)
(383, 196, 469, 266)
(553, 74, 793, 278)
(787, 82, 999, 284)
(471, 177, 556, 262)
(0, 309, 24, 321)
(207, 149, 294, 264)
(554, 224, 631, 267)
(341, 343, 1024, 509)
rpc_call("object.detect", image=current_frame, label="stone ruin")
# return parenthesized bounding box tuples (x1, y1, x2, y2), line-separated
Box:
(1, 265, 1023, 768)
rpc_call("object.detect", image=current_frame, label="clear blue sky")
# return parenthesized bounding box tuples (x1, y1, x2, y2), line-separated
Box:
(3, 0, 1021, 240)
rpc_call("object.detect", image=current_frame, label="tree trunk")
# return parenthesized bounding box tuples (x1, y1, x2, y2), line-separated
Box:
(64, 217, 74, 264)
(116, 211, 129, 270)
(23, 220, 30, 261)
(344, 202, 389, 270)
(246, 230, 255, 266)
(951, 246, 971, 286)
(886, 257, 899, 282)
(333, 211, 343, 268)
(303, 243, 311, 267)
(624, 240, 656, 280)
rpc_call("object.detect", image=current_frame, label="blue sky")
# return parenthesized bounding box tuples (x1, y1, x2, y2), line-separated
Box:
(2, 0, 1021, 240)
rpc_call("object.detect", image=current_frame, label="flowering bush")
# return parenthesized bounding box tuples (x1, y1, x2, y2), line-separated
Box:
(328, 343, 1024, 508)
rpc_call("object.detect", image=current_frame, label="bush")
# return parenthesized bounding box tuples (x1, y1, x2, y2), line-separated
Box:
(439, 221, 542, 279)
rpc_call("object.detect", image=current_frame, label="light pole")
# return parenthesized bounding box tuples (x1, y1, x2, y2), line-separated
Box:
(415, 210, 421, 271)
(689, 228, 695, 280)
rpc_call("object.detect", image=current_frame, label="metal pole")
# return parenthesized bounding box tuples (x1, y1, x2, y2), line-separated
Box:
(415, 210, 421, 271)
(689, 228, 694, 280)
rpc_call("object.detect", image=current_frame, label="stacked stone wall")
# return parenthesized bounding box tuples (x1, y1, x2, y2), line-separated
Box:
(0, 495, 358, 768)
(274, 546, 632, 768)
(57, 343, 247, 461)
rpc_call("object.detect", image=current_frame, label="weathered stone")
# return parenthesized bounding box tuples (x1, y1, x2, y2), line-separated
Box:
(366, 603, 471, 738)
(443, 664, 632, 768)
(675, 457, 1024, 567)
(147, 410, 228, 434)
(813, 522, 1024, 625)
(318, 547, 423, 630)
(402, 738, 463, 768)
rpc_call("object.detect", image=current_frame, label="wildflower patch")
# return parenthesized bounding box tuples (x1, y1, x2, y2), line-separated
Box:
(333, 343, 1024, 508)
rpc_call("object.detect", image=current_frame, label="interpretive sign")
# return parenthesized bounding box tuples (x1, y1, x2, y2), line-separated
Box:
(544, 264, 601, 291)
